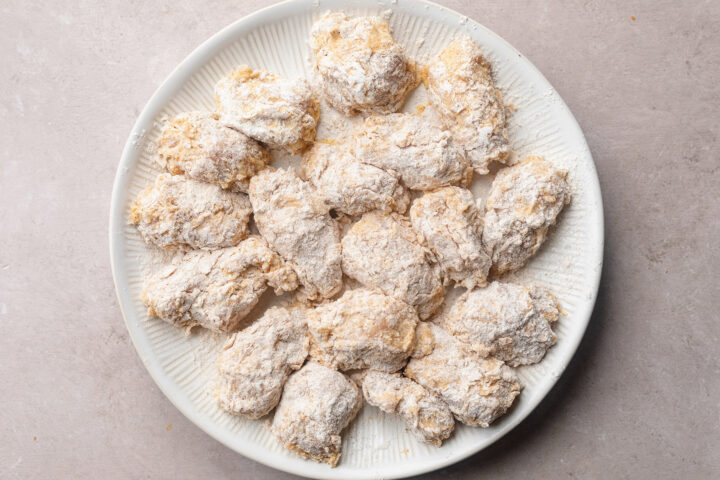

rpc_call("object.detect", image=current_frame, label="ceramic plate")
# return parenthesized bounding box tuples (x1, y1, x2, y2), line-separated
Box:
(109, 0, 603, 478)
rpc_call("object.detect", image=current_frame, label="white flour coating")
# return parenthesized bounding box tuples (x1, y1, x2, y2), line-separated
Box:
(156, 111, 271, 192)
(141, 236, 298, 333)
(301, 141, 409, 215)
(404, 323, 520, 428)
(352, 113, 472, 190)
(439, 281, 559, 367)
(215, 66, 319, 153)
(359, 370, 454, 447)
(127, 11, 585, 465)
(410, 186, 491, 289)
(426, 37, 511, 174)
(313, 97, 362, 140)
(129, 173, 252, 250)
(483, 155, 571, 275)
(215, 306, 309, 419)
(309, 12, 417, 115)
(341, 212, 444, 320)
(249, 168, 343, 300)
(307, 288, 418, 372)
(272, 362, 362, 466)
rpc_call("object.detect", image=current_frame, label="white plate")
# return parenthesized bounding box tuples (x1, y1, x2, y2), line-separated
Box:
(109, 0, 604, 478)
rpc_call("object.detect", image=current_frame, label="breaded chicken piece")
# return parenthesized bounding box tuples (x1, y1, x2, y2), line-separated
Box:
(141, 236, 298, 333)
(409, 186, 491, 289)
(215, 307, 309, 419)
(156, 111, 271, 192)
(352, 113, 472, 190)
(309, 12, 417, 115)
(215, 66, 318, 153)
(440, 282, 559, 367)
(483, 155, 571, 274)
(307, 288, 418, 372)
(129, 173, 252, 250)
(301, 141, 409, 216)
(358, 370, 454, 446)
(272, 362, 362, 466)
(249, 168, 343, 300)
(341, 212, 444, 320)
(404, 323, 520, 427)
(426, 37, 510, 174)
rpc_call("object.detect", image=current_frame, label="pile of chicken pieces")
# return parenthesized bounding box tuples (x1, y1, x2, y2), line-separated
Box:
(130, 11, 571, 467)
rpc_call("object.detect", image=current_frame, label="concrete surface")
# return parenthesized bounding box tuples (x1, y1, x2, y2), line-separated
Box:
(1, 0, 719, 478)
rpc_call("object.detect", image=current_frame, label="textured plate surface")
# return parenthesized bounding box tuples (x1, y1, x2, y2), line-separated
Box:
(109, 0, 603, 478)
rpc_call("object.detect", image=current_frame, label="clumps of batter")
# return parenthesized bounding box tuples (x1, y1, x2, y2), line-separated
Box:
(341, 212, 444, 320)
(359, 370, 455, 446)
(215, 307, 309, 418)
(352, 113, 472, 190)
(310, 12, 417, 115)
(483, 155, 571, 274)
(272, 362, 362, 466)
(426, 37, 511, 174)
(301, 141, 409, 215)
(440, 282, 559, 366)
(404, 323, 521, 427)
(307, 288, 419, 372)
(215, 66, 318, 153)
(249, 168, 343, 300)
(129, 173, 252, 250)
(410, 186, 491, 289)
(141, 236, 298, 333)
(156, 111, 271, 192)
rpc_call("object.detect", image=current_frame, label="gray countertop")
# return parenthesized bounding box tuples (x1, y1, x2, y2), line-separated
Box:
(1, 0, 718, 478)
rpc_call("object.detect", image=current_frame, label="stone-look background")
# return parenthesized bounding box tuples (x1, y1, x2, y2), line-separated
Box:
(1, 0, 718, 478)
